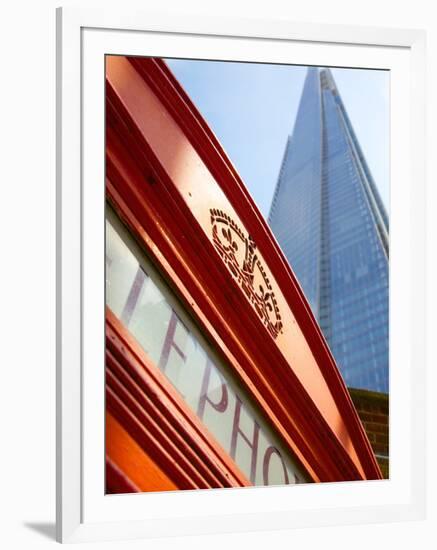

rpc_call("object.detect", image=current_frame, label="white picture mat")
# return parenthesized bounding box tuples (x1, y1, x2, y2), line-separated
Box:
(57, 8, 426, 543)
(82, 24, 411, 521)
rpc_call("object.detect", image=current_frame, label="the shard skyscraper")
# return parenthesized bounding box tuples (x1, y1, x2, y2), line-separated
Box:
(268, 67, 389, 393)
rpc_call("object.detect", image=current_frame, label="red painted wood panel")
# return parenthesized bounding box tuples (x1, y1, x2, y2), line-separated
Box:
(106, 310, 252, 490)
(106, 412, 177, 493)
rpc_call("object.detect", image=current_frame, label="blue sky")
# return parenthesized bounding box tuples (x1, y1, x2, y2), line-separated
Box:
(166, 59, 389, 219)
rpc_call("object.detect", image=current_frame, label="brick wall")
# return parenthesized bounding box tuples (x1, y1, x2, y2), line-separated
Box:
(348, 387, 389, 479)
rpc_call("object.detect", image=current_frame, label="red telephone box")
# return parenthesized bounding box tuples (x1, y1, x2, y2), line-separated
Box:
(104, 55, 382, 493)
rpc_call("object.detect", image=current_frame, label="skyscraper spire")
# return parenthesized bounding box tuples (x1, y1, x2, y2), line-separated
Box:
(269, 67, 389, 393)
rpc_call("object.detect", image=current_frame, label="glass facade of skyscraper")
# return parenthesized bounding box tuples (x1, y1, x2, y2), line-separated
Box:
(269, 67, 389, 393)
